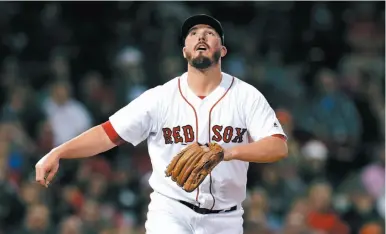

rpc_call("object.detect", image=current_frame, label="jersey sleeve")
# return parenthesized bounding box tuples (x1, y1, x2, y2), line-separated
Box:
(246, 90, 287, 142)
(107, 87, 160, 146)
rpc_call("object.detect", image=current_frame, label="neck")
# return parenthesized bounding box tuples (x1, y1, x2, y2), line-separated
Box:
(186, 64, 222, 96)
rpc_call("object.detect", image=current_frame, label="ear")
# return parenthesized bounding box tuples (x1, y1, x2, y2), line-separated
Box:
(182, 47, 187, 59)
(221, 46, 227, 57)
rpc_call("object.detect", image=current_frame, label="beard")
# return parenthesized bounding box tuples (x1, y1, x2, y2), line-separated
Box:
(185, 49, 221, 70)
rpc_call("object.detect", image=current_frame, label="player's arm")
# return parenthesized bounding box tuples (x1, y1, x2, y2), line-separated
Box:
(225, 91, 288, 163)
(36, 87, 159, 186)
(226, 134, 287, 163)
(54, 87, 159, 159)
(49, 122, 119, 160)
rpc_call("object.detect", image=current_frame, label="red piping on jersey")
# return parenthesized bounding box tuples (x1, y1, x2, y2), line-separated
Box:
(208, 77, 235, 140)
(207, 76, 235, 210)
(178, 78, 201, 204)
(102, 120, 125, 145)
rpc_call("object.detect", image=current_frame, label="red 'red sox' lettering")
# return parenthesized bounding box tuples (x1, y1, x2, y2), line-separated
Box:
(163, 125, 194, 144)
(212, 125, 247, 143)
(163, 125, 247, 144)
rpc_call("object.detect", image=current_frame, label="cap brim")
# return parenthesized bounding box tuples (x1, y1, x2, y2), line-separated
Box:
(181, 14, 224, 45)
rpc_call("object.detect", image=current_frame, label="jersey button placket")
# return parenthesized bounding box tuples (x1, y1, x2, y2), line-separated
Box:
(197, 104, 213, 209)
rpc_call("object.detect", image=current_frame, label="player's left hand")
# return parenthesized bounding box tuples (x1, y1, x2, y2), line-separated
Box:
(165, 142, 224, 192)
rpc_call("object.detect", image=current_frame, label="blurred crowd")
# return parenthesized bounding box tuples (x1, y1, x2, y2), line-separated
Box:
(0, 2, 384, 234)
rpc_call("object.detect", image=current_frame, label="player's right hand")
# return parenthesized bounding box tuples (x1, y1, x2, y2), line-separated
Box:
(35, 152, 60, 188)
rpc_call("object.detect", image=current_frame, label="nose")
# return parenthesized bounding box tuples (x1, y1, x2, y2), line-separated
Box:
(198, 33, 207, 42)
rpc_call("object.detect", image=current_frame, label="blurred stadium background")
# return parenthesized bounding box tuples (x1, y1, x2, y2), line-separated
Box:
(0, 1, 384, 234)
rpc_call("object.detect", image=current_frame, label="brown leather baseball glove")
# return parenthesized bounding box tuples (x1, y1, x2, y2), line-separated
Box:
(165, 142, 224, 192)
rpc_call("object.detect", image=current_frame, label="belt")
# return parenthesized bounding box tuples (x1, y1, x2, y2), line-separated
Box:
(179, 200, 237, 215)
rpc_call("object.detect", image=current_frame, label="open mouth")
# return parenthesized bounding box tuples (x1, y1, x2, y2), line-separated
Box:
(196, 44, 208, 51)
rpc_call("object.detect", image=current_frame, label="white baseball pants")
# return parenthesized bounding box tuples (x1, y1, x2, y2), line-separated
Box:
(145, 191, 244, 234)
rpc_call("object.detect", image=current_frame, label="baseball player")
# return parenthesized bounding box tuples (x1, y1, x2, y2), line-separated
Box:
(35, 14, 288, 234)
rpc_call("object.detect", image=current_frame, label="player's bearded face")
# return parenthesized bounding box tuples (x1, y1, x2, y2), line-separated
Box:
(183, 25, 224, 70)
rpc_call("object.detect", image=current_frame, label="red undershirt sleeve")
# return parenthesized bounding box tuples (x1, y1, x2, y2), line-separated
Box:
(272, 134, 287, 141)
(101, 120, 125, 146)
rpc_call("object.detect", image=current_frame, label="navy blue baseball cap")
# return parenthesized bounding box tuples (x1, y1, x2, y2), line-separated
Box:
(181, 14, 225, 45)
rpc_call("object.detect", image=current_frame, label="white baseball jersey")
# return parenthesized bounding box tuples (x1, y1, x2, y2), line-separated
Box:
(108, 72, 286, 210)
